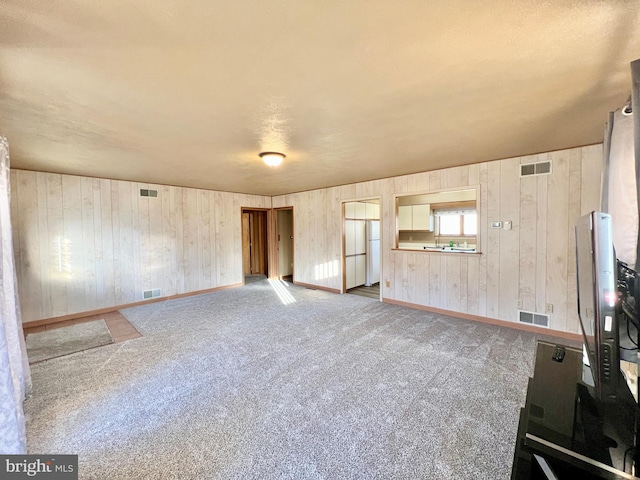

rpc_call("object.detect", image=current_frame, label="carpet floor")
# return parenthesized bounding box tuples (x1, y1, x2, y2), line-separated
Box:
(24, 278, 564, 479)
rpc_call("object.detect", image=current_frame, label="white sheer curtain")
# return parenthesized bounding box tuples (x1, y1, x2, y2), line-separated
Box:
(601, 104, 637, 269)
(602, 58, 640, 272)
(0, 135, 31, 454)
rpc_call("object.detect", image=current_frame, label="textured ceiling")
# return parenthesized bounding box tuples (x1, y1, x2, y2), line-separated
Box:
(1, 1, 639, 196)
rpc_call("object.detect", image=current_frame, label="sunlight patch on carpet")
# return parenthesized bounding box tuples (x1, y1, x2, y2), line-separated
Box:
(269, 278, 296, 305)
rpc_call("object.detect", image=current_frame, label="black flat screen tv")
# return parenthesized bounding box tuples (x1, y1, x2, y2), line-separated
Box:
(575, 211, 619, 402)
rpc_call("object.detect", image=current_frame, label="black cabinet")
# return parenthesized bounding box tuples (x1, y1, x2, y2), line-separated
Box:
(512, 341, 640, 479)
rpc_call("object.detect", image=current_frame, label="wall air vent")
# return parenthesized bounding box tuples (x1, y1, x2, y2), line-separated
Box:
(140, 189, 158, 197)
(518, 310, 549, 328)
(143, 289, 162, 299)
(520, 161, 552, 177)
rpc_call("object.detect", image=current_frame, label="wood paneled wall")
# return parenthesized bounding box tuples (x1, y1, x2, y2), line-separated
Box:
(10, 171, 271, 322)
(12, 144, 602, 332)
(273, 145, 603, 334)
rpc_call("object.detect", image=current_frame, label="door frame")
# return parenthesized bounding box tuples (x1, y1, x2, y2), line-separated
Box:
(241, 207, 270, 280)
(341, 196, 382, 298)
(271, 207, 294, 281)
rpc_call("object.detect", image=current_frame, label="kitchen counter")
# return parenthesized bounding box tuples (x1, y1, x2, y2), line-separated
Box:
(395, 244, 478, 253)
(397, 243, 477, 253)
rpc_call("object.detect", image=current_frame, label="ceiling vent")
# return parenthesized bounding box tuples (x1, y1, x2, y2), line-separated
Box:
(520, 161, 552, 177)
(518, 310, 549, 328)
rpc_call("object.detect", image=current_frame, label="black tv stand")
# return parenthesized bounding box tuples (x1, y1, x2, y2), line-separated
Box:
(511, 341, 639, 479)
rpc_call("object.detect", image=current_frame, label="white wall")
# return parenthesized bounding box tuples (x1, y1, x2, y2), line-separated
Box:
(273, 145, 603, 334)
(10, 171, 271, 322)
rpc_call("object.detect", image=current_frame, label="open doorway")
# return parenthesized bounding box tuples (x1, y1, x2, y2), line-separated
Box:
(343, 198, 381, 300)
(242, 209, 268, 282)
(276, 208, 294, 282)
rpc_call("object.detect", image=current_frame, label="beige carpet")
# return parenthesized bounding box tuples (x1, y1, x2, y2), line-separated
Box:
(26, 319, 114, 364)
(24, 278, 575, 479)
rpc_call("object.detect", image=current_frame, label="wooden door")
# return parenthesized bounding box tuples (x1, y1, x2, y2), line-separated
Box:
(242, 210, 268, 275)
(242, 213, 251, 274)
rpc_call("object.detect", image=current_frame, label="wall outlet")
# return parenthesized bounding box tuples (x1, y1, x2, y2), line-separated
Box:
(545, 303, 553, 314)
(385, 280, 390, 288)
(517, 299, 522, 309)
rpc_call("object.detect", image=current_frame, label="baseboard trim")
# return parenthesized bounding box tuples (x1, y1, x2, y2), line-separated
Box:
(293, 281, 341, 294)
(24, 282, 244, 328)
(26, 284, 582, 342)
(382, 298, 583, 343)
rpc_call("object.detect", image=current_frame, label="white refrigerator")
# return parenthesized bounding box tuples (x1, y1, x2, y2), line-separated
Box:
(365, 220, 380, 286)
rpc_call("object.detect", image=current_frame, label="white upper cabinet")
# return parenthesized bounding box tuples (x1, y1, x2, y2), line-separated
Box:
(412, 204, 432, 230)
(354, 202, 367, 219)
(398, 204, 433, 231)
(398, 205, 413, 230)
(345, 201, 378, 219)
(365, 202, 380, 219)
(345, 202, 355, 219)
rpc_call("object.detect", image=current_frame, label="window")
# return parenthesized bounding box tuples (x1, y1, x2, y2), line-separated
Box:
(439, 214, 462, 235)
(436, 211, 477, 236)
(464, 213, 477, 234)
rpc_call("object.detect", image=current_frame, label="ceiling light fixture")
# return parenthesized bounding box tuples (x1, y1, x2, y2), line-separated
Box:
(259, 151, 285, 167)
